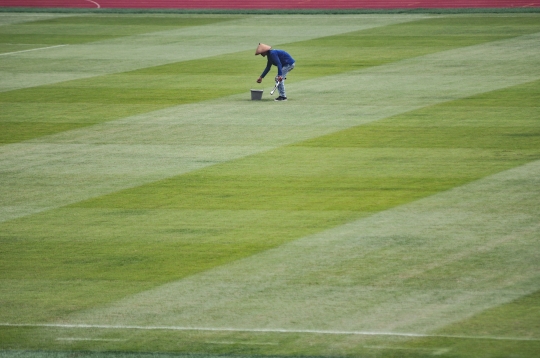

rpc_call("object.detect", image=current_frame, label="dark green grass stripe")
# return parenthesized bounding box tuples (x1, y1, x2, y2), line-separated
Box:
(22, 16, 237, 26)
(0, 16, 236, 46)
(438, 289, 540, 338)
(0, 79, 539, 352)
(288, 16, 540, 80)
(298, 80, 540, 150)
(3, 79, 535, 283)
(2, 15, 540, 144)
(400, 290, 540, 356)
(77, 79, 540, 212)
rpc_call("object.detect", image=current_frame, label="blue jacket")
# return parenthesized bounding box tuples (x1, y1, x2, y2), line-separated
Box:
(261, 49, 295, 78)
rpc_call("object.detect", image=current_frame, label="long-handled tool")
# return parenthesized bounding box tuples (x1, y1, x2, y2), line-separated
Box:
(270, 79, 281, 95)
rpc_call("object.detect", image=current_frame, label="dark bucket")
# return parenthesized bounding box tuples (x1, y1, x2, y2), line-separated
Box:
(251, 89, 263, 100)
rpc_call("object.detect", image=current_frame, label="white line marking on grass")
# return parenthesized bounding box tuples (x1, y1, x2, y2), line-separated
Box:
(2, 323, 538, 342)
(206, 341, 278, 346)
(84, 0, 101, 8)
(364, 346, 440, 351)
(365, 346, 452, 355)
(57, 337, 126, 342)
(0, 45, 67, 56)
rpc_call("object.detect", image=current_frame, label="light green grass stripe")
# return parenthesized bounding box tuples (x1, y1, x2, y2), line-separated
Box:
(5, 15, 538, 145)
(0, 15, 234, 56)
(1, 31, 538, 223)
(67, 159, 540, 336)
(0, 44, 67, 56)
(0, 14, 426, 92)
(0, 13, 73, 26)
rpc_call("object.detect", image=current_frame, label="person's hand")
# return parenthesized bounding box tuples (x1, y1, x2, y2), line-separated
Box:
(277, 75, 283, 82)
(256, 77, 263, 83)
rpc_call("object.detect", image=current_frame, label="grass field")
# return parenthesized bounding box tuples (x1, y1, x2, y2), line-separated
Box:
(0, 11, 539, 358)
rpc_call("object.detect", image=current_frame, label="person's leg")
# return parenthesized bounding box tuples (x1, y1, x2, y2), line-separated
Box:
(277, 63, 294, 98)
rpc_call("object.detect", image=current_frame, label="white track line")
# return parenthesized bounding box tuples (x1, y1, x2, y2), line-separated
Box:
(84, 0, 101, 8)
(1, 323, 538, 342)
(0, 45, 67, 56)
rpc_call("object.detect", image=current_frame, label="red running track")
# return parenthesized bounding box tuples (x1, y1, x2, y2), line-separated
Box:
(1, 0, 539, 9)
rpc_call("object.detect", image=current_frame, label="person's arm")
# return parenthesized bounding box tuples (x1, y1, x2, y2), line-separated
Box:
(257, 57, 272, 83)
(261, 57, 273, 77)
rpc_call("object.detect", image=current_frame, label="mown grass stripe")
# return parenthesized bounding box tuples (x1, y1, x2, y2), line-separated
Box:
(0, 14, 418, 92)
(66, 160, 539, 346)
(0, 44, 67, 56)
(1, 15, 539, 356)
(76, 79, 540, 212)
(1, 30, 539, 224)
(1, 323, 538, 341)
(0, 15, 237, 46)
(1, 78, 538, 325)
(3, 15, 539, 143)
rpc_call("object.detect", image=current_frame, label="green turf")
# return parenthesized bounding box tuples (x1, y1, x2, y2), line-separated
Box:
(78, 79, 540, 211)
(0, 12, 539, 358)
(439, 289, 540, 339)
(396, 291, 540, 357)
(2, 15, 540, 143)
(0, 15, 235, 46)
(1, 78, 538, 325)
(288, 16, 540, 79)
